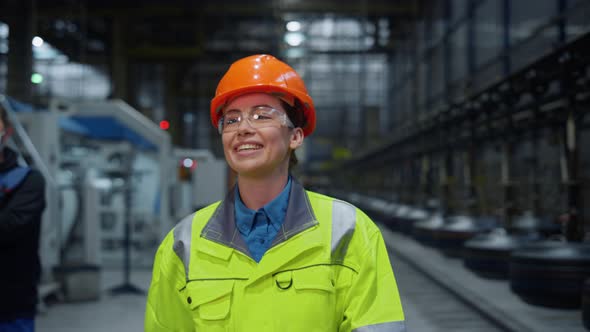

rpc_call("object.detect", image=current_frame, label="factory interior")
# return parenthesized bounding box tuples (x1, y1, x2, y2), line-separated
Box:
(1, 0, 590, 331)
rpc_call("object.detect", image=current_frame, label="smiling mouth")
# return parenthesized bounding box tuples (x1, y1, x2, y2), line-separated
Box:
(237, 143, 263, 152)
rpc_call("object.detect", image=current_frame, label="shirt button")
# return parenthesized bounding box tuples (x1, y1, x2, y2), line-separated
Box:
(259, 239, 264, 244)
(187, 297, 192, 304)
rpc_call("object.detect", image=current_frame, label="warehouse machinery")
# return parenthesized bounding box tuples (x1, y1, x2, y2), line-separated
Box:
(172, 147, 227, 218)
(2, 95, 226, 301)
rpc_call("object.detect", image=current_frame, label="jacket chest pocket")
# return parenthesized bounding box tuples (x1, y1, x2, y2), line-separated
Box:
(272, 265, 338, 331)
(184, 280, 234, 329)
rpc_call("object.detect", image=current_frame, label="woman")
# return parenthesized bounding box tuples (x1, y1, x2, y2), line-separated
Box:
(145, 54, 405, 331)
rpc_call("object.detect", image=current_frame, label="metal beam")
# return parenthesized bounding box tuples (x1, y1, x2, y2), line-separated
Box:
(34, 1, 420, 19)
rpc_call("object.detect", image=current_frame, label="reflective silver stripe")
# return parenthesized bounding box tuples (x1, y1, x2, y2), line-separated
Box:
(353, 321, 406, 332)
(331, 200, 356, 261)
(173, 213, 195, 280)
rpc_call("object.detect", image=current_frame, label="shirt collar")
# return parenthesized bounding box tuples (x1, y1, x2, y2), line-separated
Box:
(235, 176, 292, 236)
(201, 177, 318, 255)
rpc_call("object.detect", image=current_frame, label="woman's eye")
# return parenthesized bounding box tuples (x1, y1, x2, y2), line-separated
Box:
(225, 118, 239, 125)
(253, 113, 272, 120)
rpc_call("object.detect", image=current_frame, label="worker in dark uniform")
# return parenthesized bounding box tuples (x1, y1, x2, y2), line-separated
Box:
(0, 107, 46, 332)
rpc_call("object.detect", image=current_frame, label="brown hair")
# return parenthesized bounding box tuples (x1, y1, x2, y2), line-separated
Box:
(280, 99, 306, 170)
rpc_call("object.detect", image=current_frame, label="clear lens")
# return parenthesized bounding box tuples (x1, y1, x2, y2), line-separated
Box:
(218, 106, 293, 134)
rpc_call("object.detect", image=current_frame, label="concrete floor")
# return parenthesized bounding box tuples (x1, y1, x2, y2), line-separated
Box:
(37, 269, 151, 332)
(379, 226, 586, 332)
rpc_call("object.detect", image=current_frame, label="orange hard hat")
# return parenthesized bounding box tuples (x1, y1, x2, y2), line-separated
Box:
(210, 54, 316, 136)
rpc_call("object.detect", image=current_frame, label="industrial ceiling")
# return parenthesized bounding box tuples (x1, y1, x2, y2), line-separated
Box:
(1, 0, 426, 166)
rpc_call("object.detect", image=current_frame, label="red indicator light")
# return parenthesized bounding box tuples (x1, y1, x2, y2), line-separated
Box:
(159, 120, 170, 130)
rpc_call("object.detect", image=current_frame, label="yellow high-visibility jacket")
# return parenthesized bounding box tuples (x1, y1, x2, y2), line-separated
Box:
(145, 180, 405, 331)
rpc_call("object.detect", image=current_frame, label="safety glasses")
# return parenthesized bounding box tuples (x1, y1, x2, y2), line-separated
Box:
(218, 105, 294, 134)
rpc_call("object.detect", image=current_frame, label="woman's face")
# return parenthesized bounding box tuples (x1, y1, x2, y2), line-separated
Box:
(221, 93, 303, 179)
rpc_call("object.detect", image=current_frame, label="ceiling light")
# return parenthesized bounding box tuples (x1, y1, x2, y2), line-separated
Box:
(284, 32, 304, 47)
(32, 36, 44, 47)
(286, 21, 301, 32)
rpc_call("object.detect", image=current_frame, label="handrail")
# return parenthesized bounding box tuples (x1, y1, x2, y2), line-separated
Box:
(0, 95, 58, 188)
(0, 94, 62, 269)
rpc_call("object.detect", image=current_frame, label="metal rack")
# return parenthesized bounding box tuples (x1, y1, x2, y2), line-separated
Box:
(329, 32, 590, 239)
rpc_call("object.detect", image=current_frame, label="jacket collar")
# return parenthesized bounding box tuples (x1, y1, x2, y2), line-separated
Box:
(201, 177, 318, 258)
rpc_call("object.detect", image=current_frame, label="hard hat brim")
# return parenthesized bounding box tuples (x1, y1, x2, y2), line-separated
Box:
(210, 84, 316, 137)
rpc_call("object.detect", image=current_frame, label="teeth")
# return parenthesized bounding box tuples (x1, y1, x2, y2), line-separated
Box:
(237, 144, 262, 151)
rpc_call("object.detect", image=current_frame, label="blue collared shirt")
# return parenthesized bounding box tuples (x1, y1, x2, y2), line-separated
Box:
(235, 177, 291, 262)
